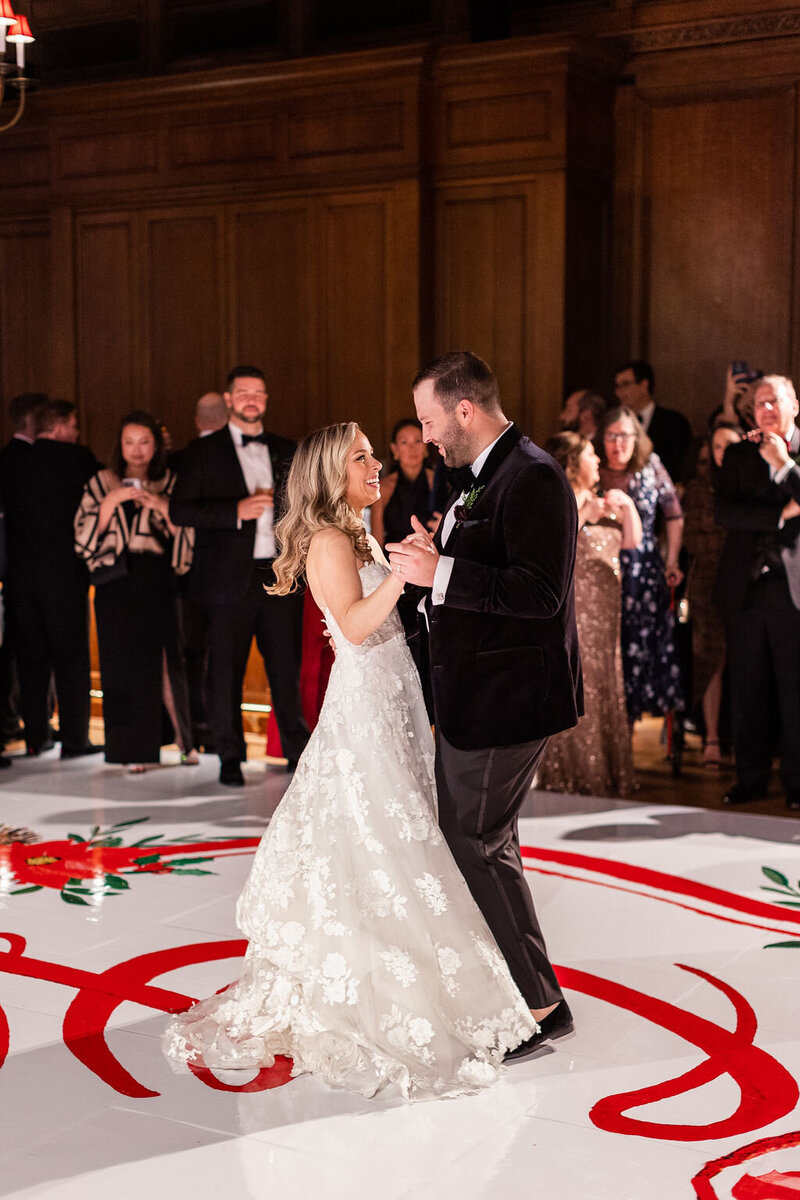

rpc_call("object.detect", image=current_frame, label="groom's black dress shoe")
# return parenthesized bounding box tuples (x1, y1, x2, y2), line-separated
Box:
(722, 783, 767, 807)
(505, 1000, 574, 1064)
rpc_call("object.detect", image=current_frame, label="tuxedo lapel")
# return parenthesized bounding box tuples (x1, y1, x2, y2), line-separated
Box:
(220, 426, 248, 495)
(436, 425, 521, 552)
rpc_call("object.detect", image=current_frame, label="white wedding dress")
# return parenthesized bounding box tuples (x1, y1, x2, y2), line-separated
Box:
(164, 560, 537, 1101)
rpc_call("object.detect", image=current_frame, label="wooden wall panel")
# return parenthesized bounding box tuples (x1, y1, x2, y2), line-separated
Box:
(146, 211, 223, 447)
(643, 88, 796, 428)
(322, 196, 388, 441)
(0, 226, 52, 408)
(75, 214, 141, 456)
(229, 201, 316, 440)
(434, 177, 565, 441)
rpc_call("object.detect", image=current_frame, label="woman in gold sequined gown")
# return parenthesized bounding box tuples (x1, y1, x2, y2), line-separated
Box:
(538, 433, 642, 798)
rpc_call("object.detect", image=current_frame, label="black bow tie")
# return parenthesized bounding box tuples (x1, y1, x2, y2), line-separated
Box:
(446, 464, 477, 494)
(241, 432, 268, 447)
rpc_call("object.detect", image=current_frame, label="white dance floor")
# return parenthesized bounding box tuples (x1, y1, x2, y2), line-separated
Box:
(1, 751, 799, 1200)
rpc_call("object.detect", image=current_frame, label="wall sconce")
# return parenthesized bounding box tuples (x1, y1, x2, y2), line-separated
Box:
(0, 2, 34, 133)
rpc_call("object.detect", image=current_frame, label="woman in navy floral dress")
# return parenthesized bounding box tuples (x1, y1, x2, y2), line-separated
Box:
(597, 407, 685, 722)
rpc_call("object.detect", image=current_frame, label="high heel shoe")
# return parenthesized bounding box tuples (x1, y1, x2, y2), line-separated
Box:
(703, 740, 721, 770)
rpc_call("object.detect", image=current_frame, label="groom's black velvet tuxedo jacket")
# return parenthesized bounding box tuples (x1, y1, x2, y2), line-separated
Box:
(426, 424, 583, 751)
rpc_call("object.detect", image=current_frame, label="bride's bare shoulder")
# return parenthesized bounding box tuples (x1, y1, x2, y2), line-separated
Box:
(308, 528, 351, 564)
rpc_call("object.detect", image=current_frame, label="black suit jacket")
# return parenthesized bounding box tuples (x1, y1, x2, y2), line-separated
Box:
(169, 425, 296, 605)
(1, 438, 99, 583)
(714, 429, 800, 614)
(647, 405, 692, 483)
(427, 424, 583, 751)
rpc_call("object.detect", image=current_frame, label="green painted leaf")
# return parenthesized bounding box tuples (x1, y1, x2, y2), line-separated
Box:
(89, 826, 100, 838)
(762, 867, 790, 887)
(761, 886, 798, 897)
(61, 891, 89, 906)
(109, 818, 150, 830)
(64, 887, 94, 894)
(169, 868, 214, 876)
(165, 856, 215, 867)
(104, 875, 129, 890)
(764, 940, 800, 949)
(93, 837, 123, 848)
(132, 835, 164, 847)
(775, 900, 800, 909)
(67, 834, 86, 843)
(133, 853, 161, 865)
(10, 885, 43, 894)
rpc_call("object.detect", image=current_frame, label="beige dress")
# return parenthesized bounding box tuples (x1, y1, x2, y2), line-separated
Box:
(537, 519, 635, 798)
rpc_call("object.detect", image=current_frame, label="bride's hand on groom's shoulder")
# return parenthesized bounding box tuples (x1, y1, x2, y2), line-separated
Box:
(386, 516, 439, 588)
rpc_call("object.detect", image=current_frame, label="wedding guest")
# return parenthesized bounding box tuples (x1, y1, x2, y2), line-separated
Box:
(682, 423, 742, 768)
(75, 411, 195, 773)
(597, 406, 685, 724)
(370, 418, 434, 547)
(3, 400, 100, 758)
(558, 390, 606, 441)
(169, 365, 309, 787)
(170, 390, 228, 754)
(715, 375, 800, 811)
(614, 360, 692, 482)
(537, 432, 641, 797)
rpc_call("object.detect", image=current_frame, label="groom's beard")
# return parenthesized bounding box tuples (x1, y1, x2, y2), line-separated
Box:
(437, 416, 473, 469)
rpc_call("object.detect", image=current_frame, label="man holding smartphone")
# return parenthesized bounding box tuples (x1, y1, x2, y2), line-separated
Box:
(715, 374, 800, 811)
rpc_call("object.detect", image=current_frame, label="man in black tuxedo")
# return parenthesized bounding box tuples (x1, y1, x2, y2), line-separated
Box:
(170, 365, 309, 787)
(387, 351, 582, 1060)
(614, 360, 692, 482)
(2, 400, 101, 758)
(715, 373, 800, 811)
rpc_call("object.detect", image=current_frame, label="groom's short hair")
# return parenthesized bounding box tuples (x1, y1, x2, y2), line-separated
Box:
(413, 351, 500, 414)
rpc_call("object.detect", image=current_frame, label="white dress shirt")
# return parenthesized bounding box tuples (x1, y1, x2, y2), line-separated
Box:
(229, 420, 276, 559)
(637, 401, 655, 433)
(431, 423, 512, 606)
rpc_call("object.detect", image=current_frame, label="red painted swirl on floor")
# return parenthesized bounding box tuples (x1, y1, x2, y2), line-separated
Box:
(558, 963, 798, 1141)
(691, 1130, 800, 1198)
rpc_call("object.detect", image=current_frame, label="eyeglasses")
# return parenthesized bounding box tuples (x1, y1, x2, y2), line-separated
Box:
(604, 432, 636, 443)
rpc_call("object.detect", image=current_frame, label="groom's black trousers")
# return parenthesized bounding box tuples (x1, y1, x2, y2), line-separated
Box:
(434, 730, 564, 1010)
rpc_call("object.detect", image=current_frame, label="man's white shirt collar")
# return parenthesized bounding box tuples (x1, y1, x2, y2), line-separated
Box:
(467, 422, 513, 484)
(638, 401, 655, 432)
(228, 420, 264, 446)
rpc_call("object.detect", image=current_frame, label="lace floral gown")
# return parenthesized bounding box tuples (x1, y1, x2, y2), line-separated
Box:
(164, 560, 536, 1101)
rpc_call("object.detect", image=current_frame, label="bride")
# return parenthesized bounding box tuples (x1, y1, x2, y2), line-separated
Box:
(163, 423, 538, 1101)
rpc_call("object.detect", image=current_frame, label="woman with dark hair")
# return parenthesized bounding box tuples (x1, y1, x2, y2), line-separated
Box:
(369, 418, 434, 547)
(75, 411, 195, 772)
(682, 422, 742, 767)
(537, 432, 641, 797)
(597, 406, 685, 724)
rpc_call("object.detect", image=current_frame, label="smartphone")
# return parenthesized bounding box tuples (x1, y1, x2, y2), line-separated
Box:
(732, 360, 748, 377)
(122, 478, 142, 489)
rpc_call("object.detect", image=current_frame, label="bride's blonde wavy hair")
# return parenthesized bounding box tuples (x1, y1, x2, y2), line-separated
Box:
(268, 422, 372, 595)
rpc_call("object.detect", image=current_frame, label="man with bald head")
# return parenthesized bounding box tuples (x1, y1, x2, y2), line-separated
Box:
(195, 392, 227, 436)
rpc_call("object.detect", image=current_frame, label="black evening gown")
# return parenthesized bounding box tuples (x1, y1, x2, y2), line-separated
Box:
(94, 551, 191, 763)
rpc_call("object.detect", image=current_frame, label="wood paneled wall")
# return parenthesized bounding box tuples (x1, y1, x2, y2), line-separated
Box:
(0, 38, 618, 453)
(613, 34, 800, 426)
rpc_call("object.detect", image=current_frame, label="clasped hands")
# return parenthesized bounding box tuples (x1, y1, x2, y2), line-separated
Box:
(386, 515, 440, 587)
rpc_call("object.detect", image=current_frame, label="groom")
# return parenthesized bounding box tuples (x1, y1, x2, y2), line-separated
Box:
(387, 351, 582, 1059)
